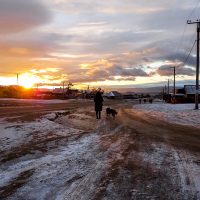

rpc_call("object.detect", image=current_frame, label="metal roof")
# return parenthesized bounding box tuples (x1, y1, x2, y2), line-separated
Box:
(105, 91, 122, 97)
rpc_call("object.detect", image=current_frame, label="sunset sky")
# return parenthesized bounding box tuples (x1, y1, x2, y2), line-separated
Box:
(0, 0, 199, 89)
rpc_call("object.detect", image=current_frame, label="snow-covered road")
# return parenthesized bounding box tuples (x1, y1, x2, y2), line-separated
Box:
(1, 100, 200, 200)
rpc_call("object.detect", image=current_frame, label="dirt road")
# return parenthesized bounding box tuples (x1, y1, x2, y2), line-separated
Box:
(0, 99, 200, 200)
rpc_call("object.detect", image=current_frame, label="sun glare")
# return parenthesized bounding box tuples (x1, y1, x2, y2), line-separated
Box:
(19, 73, 39, 89)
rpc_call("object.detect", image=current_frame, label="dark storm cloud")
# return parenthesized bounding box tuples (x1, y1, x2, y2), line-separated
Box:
(109, 66, 148, 77)
(165, 52, 196, 67)
(68, 64, 148, 83)
(93, 65, 148, 80)
(0, 0, 52, 34)
(156, 64, 195, 76)
(135, 35, 197, 69)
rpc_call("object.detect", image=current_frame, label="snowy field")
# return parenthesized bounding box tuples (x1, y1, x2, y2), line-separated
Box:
(134, 103, 200, 129)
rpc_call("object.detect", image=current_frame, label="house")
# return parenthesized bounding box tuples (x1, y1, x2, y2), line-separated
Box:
(34, 89, 52, 99)
(184, 85, 200, 103)
(123, 92, 138, 99)
(83, 90, 95, 99)
(165, 85, 200, 103)
(123, 94, 135, 99)
(52, 88, 79, 99)
(104, 91, 122, 99)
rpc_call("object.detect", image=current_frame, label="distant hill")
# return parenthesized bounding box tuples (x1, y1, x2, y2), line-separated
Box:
(103, 86, 182, 94)
(119, 87, 163, 94)
(104, 87, 169, 94)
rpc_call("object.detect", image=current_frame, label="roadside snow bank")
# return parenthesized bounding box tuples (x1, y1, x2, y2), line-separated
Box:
(133, 103, 200, 129)
(0, 112, 82, 152)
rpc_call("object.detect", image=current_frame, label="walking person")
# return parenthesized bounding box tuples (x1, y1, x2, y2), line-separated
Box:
(94, 88, 103, 119)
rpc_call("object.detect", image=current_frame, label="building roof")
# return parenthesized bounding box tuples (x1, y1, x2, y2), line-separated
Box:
(52, 88, 67, 94)
(105, 91, 122, 97)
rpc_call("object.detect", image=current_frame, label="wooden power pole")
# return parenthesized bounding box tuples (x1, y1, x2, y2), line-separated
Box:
(167, 79, 170, 95)
(170, 67, 176, 104)
(187, 19, 200, 109)
(173, 67, 176, 97)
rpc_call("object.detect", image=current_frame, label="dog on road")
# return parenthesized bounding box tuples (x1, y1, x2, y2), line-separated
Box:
(106, 107, 117, 118)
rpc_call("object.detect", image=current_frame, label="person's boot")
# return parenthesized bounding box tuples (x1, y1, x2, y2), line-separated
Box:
(98, 112, 101, 119)
(96, 111, 99, 119)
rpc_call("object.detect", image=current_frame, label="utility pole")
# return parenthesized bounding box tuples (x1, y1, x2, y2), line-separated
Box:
(173, 66, 176, 97)
(167, 79, 170, 95)
(62, 81, 65, 99)
(174, 67, 176, 104)
(170, 67, 176, 104)
(17, 73, 19, 85)
(0, 72, 19, 86)
(187, 19, 200, 109)
(167, 79, 170, 103)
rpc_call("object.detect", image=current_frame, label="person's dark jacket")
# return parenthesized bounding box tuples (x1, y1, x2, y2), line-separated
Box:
(94, 91, 103, 111)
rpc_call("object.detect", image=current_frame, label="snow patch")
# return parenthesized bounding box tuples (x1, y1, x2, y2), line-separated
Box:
(134, 103, 200, 128)
(0, 112, 82, 152)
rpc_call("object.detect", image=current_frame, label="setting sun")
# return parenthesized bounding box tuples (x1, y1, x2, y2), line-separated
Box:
(19, 73, 39, 88)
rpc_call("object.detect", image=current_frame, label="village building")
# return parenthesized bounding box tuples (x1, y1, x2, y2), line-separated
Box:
(166, 85, 200, 103)
(184, 85, 200, 102)
(52, 88, 79, 99)
(104, 91, 123, 99)
(123, 92, 139, 99)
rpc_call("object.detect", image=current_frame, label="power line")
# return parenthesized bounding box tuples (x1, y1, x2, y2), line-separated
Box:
(182, 39, 196, 66)
(185, 29, 196, 49)
(174, 22, 188, 57)
(174, 1, 200, 66)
